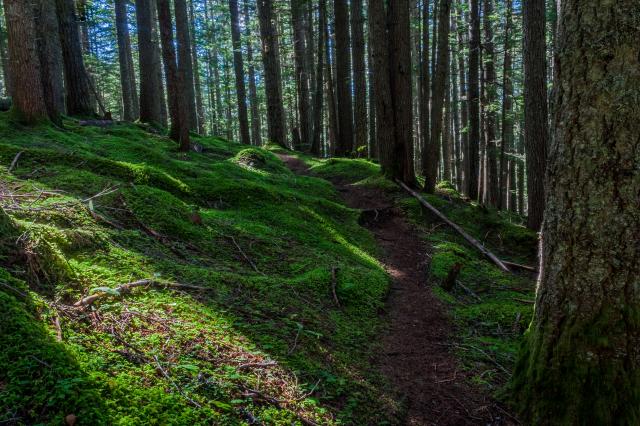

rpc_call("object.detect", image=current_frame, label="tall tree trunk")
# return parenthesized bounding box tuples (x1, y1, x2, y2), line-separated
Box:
(156, 0, 190, 151)
(482, 0, 498, 206)
(466, 0, 480, 200)
(450, 13, 462, 190)
(512, 1, 640, 422)
(290, 0, 310, 150)
(333, 0, 354, 156)
(368, 0, 395, 175)
(310, 0, 325, 156)
(244, 0, 261, 146)
(56, 0, 94, 117)
(3, 0, 48, 124)
(367, 36, 377, 159)
(516, 123, 524, 215)
(522, 0, 549, 230)
(189, 0, 205, 134)
(419, 0, 430, 179)
(174, 0, 197, 131)
(35, 0, 64, 125)
(424, 0, 451, 193)
(455, 3, 469, 194)
(388, 0, 415, 183)
(151, 2, 168, 127)
(135, 0, 163, 125)
(351, 0, 367, 156)
(76, 0, 90, 53)
(499, 0, 513, 210)
(442, 65, 452, 182)
(228, 0, 250, 144)
(325, 15, 338, 155)
(256, 0, 287, 147)
(0, 8, 12, 98)
(115, 0, 137, 121)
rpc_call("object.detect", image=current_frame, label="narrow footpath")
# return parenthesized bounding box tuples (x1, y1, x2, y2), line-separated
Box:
(279, 154, 510, 425)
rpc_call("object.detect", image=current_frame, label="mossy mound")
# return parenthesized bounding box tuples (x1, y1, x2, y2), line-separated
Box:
(0, 115, 394, 425)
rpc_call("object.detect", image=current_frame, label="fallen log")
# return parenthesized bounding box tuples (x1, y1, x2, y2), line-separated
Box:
(502, 260, 538, 272)
(74, 278, 213, 307)
(395, 180, 511, 273)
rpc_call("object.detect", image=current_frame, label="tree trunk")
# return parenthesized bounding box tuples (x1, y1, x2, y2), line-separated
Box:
(522, 0, 548, 230)
(256, 0, 287, 147)
(0, 9, 13, 98)
(35, 0, 64, 125)
(3, 0, 48, 124)
(388, 0, 415, 184)
(351, 0, 367, 156)
(56, 0, 94, 117)
(455, 2, 468, 193)
(244, 0, 262, 146)
(516, 123, 524, 215)
(512, 1, 640, 422)
(310, 0, 325, 156)
(333, 0, 353, 156)
(189, 0, 205, 134)
(481, 0, 498, 206)
(325, 15, 338, 155)
(228, 0, 250, 144)
(466, 0, 480, 200)
(498, 0, 513, 210)
(289, 0, 310, 150)
(135, 0, 163, 125)
(419, 0, 430, 180)
(156, 0, 190, 151)
(174, 0, 197, 131)
(151, 2, 168, 127)
(424, 0, 451, 193)
(450, 14, 462, 190)
(367, 36, 376, 159)
(115, 0, 137, 121)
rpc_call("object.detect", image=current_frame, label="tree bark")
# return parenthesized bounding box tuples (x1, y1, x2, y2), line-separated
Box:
(522, 0, 548, 230)
(424, 0, 451, 193)
(498, 0, 514, 210)
(367, 37, 376, 159)
(256, 0, 287, 147)
(455, 3, 468, 193)
(481, 0, 498, 206)
(189, 0, 205, 134)
(135, 0, 164, 125)
(388, 0, 415, 184)
(289, 0, 310, 150)
(325, 14, 338, 155)
(35, 0, 64, 125)
(115, 0, 137, 121)
(228, 0, 250, 144)
(333, 0, 354, 156)
(512, 1, 640, 422)
(174, 0, 197, 131)
(419, 0, 430, 180)
(156, 0, 190, 151)
(466, 0, 480, 200)
(351, 0, 367, 156)
(243, 0, 262, 146)
(56, 0, 94, 117)
(3, 0, 48, 124)
(310, 0, 325, 156)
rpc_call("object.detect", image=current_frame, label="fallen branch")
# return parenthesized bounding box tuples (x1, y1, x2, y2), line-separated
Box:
(230, 236, 262, 274)
(8, 151, 23, 173)
(330, 267, 341, 307)
(396, 180, 511, 273)
(513, 297, 535, 305)
(455, 280, 482, 302)
(502, 260, 538, 272)
(73, 278, 213, 307)
(154, 355, 202, 408)
(237, 360, 278, 370)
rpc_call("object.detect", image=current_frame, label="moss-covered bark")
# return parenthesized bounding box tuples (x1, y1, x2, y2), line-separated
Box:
(511, 1, 640, 424)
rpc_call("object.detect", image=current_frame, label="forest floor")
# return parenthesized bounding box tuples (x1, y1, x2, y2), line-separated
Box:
(279, 154, 532, 425)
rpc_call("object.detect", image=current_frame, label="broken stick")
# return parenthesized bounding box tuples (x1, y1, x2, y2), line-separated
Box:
(396, 180, 511, 273)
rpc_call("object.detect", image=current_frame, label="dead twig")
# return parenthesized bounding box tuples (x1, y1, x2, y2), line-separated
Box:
(455, 280, 482, 302)
(330, 267, 341, 307)
(230, 236, 262, 274)
(237, 360, 278, 370)
(513, 297, 535, 305)
(8, 151, 23, 173)
(153, 355, 202, 408)
(287, 325, 302, 355)
(502, 260, 538, 272)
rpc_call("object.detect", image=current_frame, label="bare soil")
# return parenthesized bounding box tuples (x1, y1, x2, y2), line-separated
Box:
(279, 155, 511, 425)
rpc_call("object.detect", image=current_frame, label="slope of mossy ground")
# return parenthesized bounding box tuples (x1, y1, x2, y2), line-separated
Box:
(294, 154, 538, 395)
(0, 116, 398, 425)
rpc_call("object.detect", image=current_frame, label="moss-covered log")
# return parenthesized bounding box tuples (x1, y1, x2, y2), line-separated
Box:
(511, 1, 640, 424)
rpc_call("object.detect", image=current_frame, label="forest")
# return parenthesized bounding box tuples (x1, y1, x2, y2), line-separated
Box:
(0, 0, 637, 424)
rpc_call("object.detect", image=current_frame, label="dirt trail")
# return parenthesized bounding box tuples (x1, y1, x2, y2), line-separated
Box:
(279, 155, 509, 425)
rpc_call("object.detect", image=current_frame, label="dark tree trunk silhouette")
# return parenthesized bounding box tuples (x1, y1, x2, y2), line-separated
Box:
(424, 0, 451, 193)
(419, 0, 430, 180)
(156, 0, 190, 151)
(135, 0, 163, 125)
(256, 0, 287, 147)
(499, 0, 514, 210)
(115, 0, 138, 121)
(513, 1, 640, 422)
(243, 0, 261, 146)
(174, 0, 197, 131)
(228, 0, 250, 144)
(290, 0, 310, 150)
(351, 0, 367, 156)
(333, 0, 353, 156)
(466, 0, 480, 200)
(310, 0, 326, 156)
(56, 0, 94, 117)
(455, 4, 469, 195)
(325, 15, 338, 154)
(482, 0, 498, 206)
(523, 0, 548, 230)
(3, 0, 48, 124)
(189, 0, 205, 134)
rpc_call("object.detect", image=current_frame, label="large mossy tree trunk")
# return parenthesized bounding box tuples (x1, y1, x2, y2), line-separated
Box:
(512, 1, 640, 423)
(333, 0, 354, 156)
